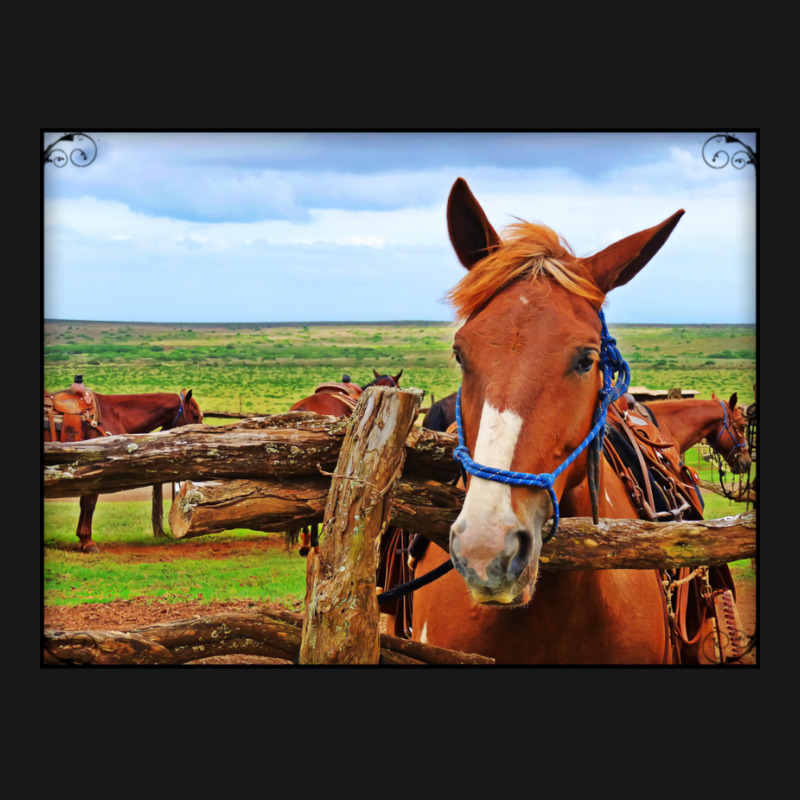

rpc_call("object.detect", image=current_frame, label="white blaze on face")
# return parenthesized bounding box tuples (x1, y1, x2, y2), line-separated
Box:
(465, 400, 523, 515)
(453, 401, 524, 579)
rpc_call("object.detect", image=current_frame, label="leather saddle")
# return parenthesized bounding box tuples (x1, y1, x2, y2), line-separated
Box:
(313, 382, 362, 410)
(44, 387, 103, 442)
(603, 397, 744, 662)
(603, 398, 705, 522)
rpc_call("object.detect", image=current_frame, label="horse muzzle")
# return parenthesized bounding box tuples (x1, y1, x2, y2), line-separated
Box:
(450, 519, 540, 606)
(731, 448, 752, 474)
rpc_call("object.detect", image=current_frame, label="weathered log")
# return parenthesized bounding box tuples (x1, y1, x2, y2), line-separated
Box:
(43, 413, 459, 498)
(168, 475, 462, 540)
(42, 607, 494, 666)
(169, 477, 331, 537)
(535, 511, 756, 570)
(168, 473, 755, 569)
(299, 386, 423, 665)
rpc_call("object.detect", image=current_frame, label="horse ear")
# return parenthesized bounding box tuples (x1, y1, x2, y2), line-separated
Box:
(373, 369, 380, 378)
(184, 389, 193, 401)
(583, 210, 685, 294)
(393, 370, 403, 383)
(447, 178, 502, 270)
(729, 392, 738, 409)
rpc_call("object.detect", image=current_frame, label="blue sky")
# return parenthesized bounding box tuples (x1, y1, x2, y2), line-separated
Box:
(42, 130, 757, 325)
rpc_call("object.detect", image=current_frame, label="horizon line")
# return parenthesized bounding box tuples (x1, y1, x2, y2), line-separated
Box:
(43, 318, 756, 327)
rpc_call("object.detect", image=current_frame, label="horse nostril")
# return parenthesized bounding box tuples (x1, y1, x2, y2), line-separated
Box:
(506, 528, 533, 581)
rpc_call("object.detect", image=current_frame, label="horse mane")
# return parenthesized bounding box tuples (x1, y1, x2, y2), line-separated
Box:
(446, 220, 605, 320)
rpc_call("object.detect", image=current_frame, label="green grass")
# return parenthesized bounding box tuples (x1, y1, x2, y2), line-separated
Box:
(44, 548, 306, 607)
(44, 320, 755, 415)
(43, 320, 757, 609)
(43, 501, 308, 608)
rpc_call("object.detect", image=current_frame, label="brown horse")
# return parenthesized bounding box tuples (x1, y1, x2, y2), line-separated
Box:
(286, 370, 403, 556)
(421, 391, 458, 432)
(642, 393, 751, 474)
(44, 388, 203, 553)
(288, 370, 402, 416)
(409, 177, 688, 664)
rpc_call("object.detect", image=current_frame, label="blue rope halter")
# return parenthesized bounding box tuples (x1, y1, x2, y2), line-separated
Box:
(453, 309, 630, 543)
(169, 391, 186, 429)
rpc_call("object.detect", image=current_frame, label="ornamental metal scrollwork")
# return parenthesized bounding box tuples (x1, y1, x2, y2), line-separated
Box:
(702, 133, 757, 170)
(43, 132, 97, 168)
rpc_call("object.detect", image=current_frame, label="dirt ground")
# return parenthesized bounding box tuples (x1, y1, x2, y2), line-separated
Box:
(43, 488, 757, 666)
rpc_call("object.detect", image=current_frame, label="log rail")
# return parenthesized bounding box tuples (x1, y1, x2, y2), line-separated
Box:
(43, 388, 757, 665)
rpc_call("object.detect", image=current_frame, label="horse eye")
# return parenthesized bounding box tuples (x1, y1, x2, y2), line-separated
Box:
(576, 352, 595, 373)
(453, 348, 463, 367)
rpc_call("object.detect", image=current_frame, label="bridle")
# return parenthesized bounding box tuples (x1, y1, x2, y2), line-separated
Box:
(712, 399, 748, 465)
(364, 375, 399, 389)
(453, 309, 630, 542)
(167, 391, 193, 430)
(709, 399, 753, 502)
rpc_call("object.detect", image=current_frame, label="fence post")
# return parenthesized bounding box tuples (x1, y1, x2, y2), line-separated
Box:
(298, 386, 423, 664)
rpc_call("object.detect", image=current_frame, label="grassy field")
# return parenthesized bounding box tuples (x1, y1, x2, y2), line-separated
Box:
(43, 505, 306, 608)
(44, 320, 756, 417)
(43, 319, 756, 609)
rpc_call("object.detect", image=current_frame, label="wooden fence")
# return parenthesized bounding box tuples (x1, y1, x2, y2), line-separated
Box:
(43, 387, 756, 665)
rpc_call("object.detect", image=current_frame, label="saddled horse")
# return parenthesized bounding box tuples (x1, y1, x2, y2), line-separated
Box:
(641, 393, 751, 474)
(286, 370, 403, 556)
(44, 386, 203, 553)
(288, 370, 402, 417)
(409, 177, 693, 664)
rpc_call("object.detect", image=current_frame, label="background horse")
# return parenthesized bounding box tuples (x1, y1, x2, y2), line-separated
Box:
(288, 370, 402, 416)
(410, 177, 689, 664)
(641, 393, 751, 474)
(44, 389, 203, 553)
(421, 391, 457, 432)
(286, 370, 403, 556)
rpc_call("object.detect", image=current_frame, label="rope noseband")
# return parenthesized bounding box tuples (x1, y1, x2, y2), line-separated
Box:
(453, 309, 630, 542)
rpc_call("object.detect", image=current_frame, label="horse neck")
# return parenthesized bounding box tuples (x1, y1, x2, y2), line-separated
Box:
(561, 458, 638, 521)
(95, 392, 180, 434)
(648, 399, 722, 451)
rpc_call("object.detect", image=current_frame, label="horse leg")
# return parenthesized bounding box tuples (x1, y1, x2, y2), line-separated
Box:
(77, 495, 101, 554)
(299, 524, 319, 557)
(152, 484, 166, 538)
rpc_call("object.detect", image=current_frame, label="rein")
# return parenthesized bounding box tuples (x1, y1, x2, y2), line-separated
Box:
(453, 309, 630, 542)
(710, 399, 752, 502)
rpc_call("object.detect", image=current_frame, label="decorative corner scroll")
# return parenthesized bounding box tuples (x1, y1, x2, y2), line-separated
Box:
(702, 133, 757, 170)
(43, 132, 97, 168)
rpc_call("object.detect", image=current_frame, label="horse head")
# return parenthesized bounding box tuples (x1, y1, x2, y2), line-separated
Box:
(168, 389, 203, 428)
(446, 177, 684, 606)
(364, 369, 403, 389)
(711, 391, 751, 474)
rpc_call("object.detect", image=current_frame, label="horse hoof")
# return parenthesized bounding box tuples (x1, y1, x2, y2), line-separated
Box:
(299, 547, 310, 557)
(82, 543, 101, 555)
